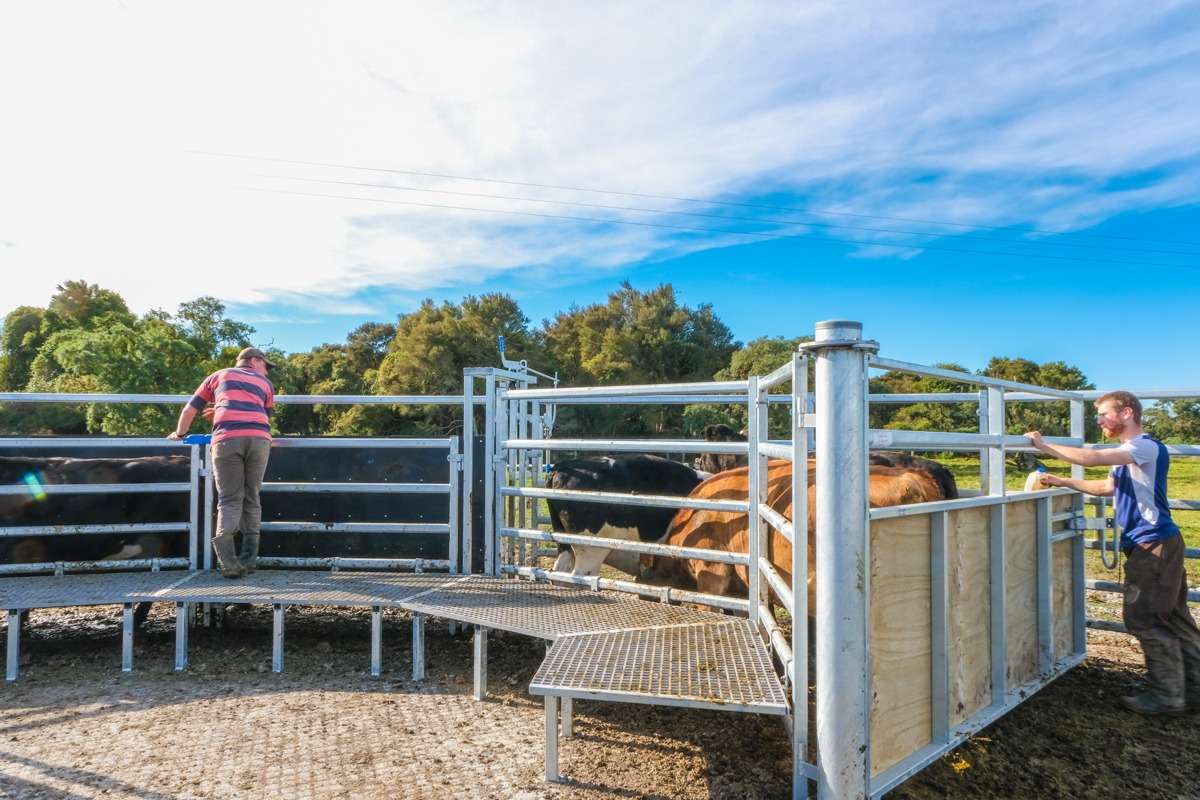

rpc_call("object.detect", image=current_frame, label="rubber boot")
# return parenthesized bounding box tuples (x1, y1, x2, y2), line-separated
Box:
(239, 533, 260, 575)
(212, 534, 246, 579)
(1178, 637, 1200, 713)
(1121, 632, 1186, 715)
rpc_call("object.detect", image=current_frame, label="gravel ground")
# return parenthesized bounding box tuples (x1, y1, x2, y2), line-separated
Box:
(1, 603, 1196, 799)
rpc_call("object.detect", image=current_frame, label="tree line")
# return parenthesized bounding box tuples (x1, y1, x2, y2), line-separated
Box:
(2, 280, 1196, 442)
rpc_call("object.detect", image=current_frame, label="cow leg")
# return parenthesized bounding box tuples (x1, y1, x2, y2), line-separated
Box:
(133, 602, 152, 627)
(553, 548, 575, 573)
(569, 545, 610, 578)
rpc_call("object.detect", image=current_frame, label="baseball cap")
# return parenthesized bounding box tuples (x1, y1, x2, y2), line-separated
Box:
(236, 347, 277, 369)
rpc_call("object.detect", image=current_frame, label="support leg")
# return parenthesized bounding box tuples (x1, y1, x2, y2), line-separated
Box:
(174, 602, 189, 671)
(544, 695, 560, 782)
(6, 610, 20, 681)
(121, 604, 134, 673)
(370, 606, 382, 678)
(560, 697, 573, 738)
(272, 604, 284, 673)
(473, 625, 487, 700)
(412, 613, 426, 681)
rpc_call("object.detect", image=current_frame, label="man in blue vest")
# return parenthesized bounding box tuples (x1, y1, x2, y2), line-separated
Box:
(1028, 391, 1200, 715)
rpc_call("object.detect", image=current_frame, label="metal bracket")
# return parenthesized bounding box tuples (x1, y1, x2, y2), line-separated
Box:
(798, 338, 880, 354)
(447, 453, 464, 471)
(797, 413, 818, 429)
(1068, 517, 1113, 531)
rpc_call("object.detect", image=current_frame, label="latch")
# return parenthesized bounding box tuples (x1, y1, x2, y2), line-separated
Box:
(447, 453, 465, 471)
(1067, 516, 1113, 531)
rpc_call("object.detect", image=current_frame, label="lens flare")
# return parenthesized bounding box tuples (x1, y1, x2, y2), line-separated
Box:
(22, 472, 47, 501)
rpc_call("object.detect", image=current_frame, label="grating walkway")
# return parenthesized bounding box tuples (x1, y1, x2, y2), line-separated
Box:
(530, 620, 788, 715)
(134, 569, 454, 607)
(0, 570, 194, 610)
(402, 574, 730, 640)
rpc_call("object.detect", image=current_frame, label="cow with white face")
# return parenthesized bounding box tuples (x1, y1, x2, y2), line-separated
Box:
(546, 455, 706, 577)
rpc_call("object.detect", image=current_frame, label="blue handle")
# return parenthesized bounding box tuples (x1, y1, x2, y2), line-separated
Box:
(184, 434, 212, 445)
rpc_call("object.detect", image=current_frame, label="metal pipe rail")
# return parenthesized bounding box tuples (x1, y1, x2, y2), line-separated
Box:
(0, 482, 190, 496)
(503, 437, 747, 455)
(505, 380, 749, 400)
(260, 482, 450, 494)
(0, 437, 189, 448)
(1088, 578, 1200, 604)
(759, 557, 794, 613)
(868, 429, 1083, 451)
(0, 392, 482, 406)
(0, 557, 189, 576)
(501, 564, 749, 613)
(758, 504, 795, 544)
(1082, 537, 1200, 560)
(256, 557, 450, 571)
(259, 522, 450, 535)
(0, 523, 190, 537)
(868, 487, 1076, 520)
(500, 485, 749, 513)
(869, 357, 1081, 399)
(268, 437, 455, 448)
(501, 527, 749, 566)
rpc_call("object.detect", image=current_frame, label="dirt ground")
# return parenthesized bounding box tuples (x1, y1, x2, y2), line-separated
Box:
(0, 603, 1197, 800)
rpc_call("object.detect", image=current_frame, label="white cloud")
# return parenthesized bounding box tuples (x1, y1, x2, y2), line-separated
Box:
(0, 0, 1197, 319)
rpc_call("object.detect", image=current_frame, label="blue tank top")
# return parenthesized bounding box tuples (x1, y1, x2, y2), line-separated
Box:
(1110, 435, 1179, 551)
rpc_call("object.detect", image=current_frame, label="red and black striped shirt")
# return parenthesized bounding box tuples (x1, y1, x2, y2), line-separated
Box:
(189, 367, 275, 443)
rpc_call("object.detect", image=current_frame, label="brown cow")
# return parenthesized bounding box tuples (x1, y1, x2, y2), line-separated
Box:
(639, 457, 954, 612)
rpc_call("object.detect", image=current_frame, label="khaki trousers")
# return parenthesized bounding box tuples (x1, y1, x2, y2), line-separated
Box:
(212, 437, 271, 539)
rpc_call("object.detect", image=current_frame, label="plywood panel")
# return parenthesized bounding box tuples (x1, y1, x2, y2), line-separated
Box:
(947, 506, 991, 726)
(869, 514, 931, 778)
(1052, 539, 1075, 661)
(1005, 500, 1039, 687)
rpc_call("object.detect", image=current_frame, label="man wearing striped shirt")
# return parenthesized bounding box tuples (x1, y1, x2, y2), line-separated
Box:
(168, 347, 276, 578)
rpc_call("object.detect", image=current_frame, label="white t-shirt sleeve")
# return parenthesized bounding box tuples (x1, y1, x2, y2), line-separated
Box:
(1116, 438, 1156, 467)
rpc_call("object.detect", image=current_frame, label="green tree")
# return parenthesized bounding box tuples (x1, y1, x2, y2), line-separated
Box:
(870, 364, 979, 432)
(0, 306, 53, 390)
(46, 280, 135, 329)
(543, 283, 736, 435)
(981, 357, 1095, 438)
(375, 294, 543, 434)
(1144, 400, 1200, 443)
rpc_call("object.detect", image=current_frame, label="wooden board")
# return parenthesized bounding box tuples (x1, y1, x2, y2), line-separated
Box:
(1005, 500, 1039, 687)
(1052, 539, 1075, 661)
(869, 514, 931, 777)
(947, 506, 991, 726)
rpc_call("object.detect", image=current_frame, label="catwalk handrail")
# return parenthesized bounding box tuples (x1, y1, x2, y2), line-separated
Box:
(0, 391, 483, 405)
(869, 357, 1080, 399)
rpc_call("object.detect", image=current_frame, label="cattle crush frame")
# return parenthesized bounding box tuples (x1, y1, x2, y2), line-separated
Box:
(1, 320, 1197, 798)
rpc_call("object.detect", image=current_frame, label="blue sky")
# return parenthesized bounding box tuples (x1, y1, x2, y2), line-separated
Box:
(3, 2, 1199, 391)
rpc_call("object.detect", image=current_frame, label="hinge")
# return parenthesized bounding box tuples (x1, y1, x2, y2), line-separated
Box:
(447, 453, 464, 471)
(797, 413, 817, 429)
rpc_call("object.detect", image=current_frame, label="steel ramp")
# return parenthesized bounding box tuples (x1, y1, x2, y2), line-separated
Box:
(0, 570, 194, 610)
(401, 574, 729, 640)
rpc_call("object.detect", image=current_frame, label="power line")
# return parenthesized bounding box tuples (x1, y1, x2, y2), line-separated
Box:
(265, 174, 1198, 260)
(249, 186, 1195, 270)
(193, 149, 1200, 249)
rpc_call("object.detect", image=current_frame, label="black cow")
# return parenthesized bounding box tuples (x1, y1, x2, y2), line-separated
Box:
(1, 455, 192, 625)
(694, 424, 748, 475)
(546, 455, 705, 577)
(868, 451, 958, 500)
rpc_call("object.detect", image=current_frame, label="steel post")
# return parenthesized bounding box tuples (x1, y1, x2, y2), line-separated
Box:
(462, 374, 475, 575)
(747, 375, 763, 628)
(484, 376, 497, 576)
(986, 387, 1006, 496)
(544, 694, 559, 781)
(473, 625, 488, 700)
(272, 604, 284, 673)
(6, 611, 20, 681)
(792, 352, 810, 800)
(371, 606, 382, 678)
(188, 445, 200, 569)
(174, 602, 189, 671)
(809, 320, 873, 800)
(412, 613, 426, 681)
(121, 604, 134, 673)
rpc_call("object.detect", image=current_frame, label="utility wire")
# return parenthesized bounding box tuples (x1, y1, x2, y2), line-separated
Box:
(250, 186, 1195, 270)
(193, 149, 1200, 249)
(265, 174, 1197, 259)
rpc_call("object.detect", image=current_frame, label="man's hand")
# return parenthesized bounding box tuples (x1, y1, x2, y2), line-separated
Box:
(166, 431, 183, 441)
(1037, 472, 1069, 488)
(201, 404, 216, 423)
(1025, 430, 1045, 448)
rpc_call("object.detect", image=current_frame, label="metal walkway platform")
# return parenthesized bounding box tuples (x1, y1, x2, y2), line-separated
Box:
(403, 575, 729, 640)
(529, 619, 788, 781)
(136, 569, 453, 607)
(0, 570, 194, 611)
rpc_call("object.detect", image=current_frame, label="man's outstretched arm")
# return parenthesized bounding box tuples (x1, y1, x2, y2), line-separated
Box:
(1024, 431, 1135, 468)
